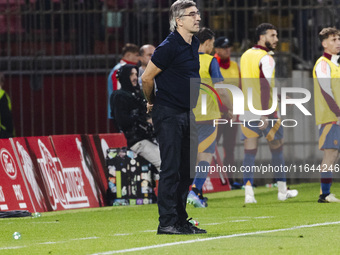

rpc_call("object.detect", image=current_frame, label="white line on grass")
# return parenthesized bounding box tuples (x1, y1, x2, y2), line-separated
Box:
(229, 220, 249, 223)
(1, 236, 100, 250)
(91, 221, 340, 255)
(71, 237, 99, 240)
(0, 246, 27, 250)
(39, 242, 57, 245)
(31, 221, 60, 224)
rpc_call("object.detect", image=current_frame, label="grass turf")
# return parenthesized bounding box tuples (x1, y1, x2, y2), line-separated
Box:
(1, 183, 340, 255)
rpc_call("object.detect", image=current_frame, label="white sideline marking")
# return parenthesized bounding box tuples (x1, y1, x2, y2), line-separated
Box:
(1, 236, 100, 251)
(91, 221, 340, 255)
(31, 222, 60, 224)
(71, 237, 99, 240)
(0, 246, 27, 250)
(203, 216, 270, 226)
(113, 233, 131, 236)
(142, 230, 157, 233)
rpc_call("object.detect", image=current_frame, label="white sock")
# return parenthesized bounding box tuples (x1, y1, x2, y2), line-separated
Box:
(277, 181, 287, 193)
(245, 185, 254, 196)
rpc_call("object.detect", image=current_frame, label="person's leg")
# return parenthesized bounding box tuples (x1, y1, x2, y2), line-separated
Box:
(268, 139, 285, 183)
(265, 120, 298, 200)
(223, 124, 238, 167)
(130, 139, 161, 171)
(243, 137, 258, 185)
(222, 125, 238, 185)
(152, 105, 184, 228)
(188, 152, 212, 207)
(318, 124, 340, 202)
(243, 137, 258, 203)
(177, 111, 197, 224)
(130, 139, 161, 196)
(176, 111, 206, 234)
(240, 123, 260, 204)
(189, 124, 217, 207)
(319, 149, 338, 199)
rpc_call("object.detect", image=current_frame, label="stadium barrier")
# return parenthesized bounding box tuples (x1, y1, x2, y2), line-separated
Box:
(202, 146, 231, 193)
(0, 133, 230, 213)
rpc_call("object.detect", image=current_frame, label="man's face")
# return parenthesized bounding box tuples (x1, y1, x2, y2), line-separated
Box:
(323, 34, 340, 55)
(215, 47, 232, 60)
(125, 52, 140, 64)
(178, 6, 201, 34)
(261, 29, 278, 51)
(140, 46, 155, 67)
(130, 68, 138, 87)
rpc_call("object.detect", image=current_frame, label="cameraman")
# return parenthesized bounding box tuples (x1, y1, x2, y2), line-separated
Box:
(110, 64, 161, 175)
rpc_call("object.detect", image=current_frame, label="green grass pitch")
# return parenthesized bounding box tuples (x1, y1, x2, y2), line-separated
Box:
(1, 183, 340, 255)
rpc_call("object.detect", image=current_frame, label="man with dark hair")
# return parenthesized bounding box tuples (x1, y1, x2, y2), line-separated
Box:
(110, 64, 161, 176)
(313, 27, 340, 203)
(187, 27, 232, 208)
(142, 0, 206, 235)
(240, 23, 298, 203)
(255, 23, 278, 50)
(107, 43, 139, 121)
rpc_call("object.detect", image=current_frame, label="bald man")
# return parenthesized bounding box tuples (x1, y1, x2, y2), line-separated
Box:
(139, 44, 156, 90)
(139, 44, 156, 77)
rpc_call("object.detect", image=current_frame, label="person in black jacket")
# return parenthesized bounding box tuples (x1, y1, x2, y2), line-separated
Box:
(110, 64, 161, 174)
(0, 73, 14, 139)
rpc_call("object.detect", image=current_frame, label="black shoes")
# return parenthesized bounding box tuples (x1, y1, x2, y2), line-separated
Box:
(182, 219, 207, 234)
(157, 219, 207, 235)
(157, 224, 186, 235)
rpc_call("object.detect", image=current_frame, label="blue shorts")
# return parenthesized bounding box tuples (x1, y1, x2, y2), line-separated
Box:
(319, 124, 340, 150)
(197, 124, 217, 153)
(241, 119, 283, 141)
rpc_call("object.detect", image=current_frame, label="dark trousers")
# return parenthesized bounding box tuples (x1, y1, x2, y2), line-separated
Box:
(152, 104, 198, 227)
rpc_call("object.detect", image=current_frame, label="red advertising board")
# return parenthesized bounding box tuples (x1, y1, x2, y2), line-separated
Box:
(202, 146, 231, 193)
(97, 133, 127, 155)
(0, 132, 230, 214)
(50, 135, 105, 208)
(11, 137, 49, 212)
(24, 136, 101, 211)
(25, 136, 68, 211)
(86, 135, 111, 192)
(0, 138, 36, 212)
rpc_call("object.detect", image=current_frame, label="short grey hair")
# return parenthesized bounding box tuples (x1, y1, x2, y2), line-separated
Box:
(169, 0, 197, 32)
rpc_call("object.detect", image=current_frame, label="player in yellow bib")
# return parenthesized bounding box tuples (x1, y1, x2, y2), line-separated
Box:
(240, 23, 298, 203)
(187, 27, 232, 208)
(313, 27, 340, 203)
